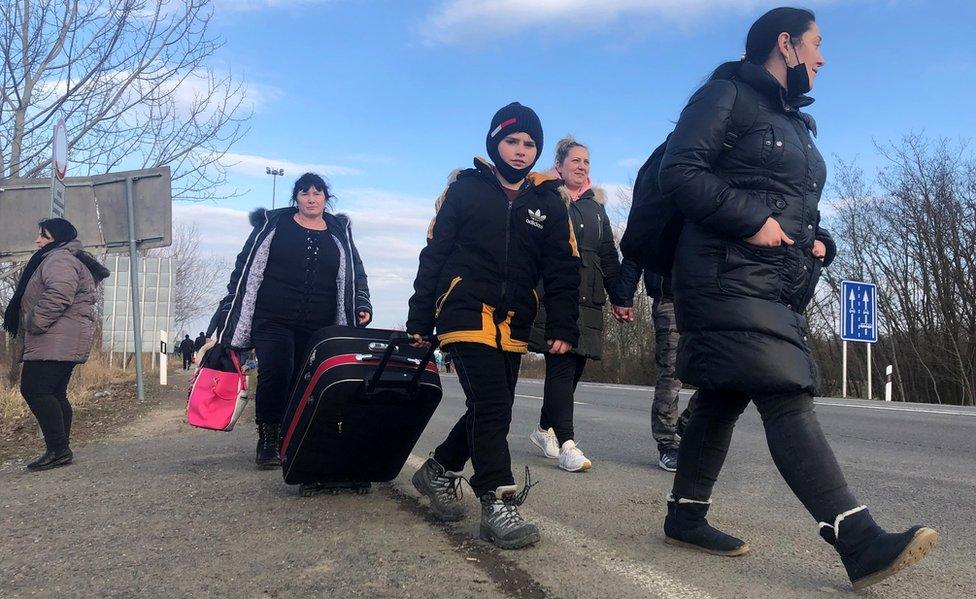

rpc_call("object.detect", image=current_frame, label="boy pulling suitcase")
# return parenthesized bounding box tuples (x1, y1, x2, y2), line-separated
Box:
(407, 103, 581, 549)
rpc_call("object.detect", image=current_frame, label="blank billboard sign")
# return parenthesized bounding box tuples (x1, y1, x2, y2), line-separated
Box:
(0, 166, 172, 260)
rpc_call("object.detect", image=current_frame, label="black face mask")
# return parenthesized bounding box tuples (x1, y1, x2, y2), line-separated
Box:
(487, 142, 537, 185)
(784, 44, 811, 97)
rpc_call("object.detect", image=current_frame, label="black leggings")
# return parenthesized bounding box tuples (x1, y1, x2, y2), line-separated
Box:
(251, 318, 314, 425)
(671, 389, 858, 523)
(539, 352, 587, 445)
(20, 360, 76, 451)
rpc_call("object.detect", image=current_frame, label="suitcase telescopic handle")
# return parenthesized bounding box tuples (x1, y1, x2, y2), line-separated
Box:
(366, 332, 440, 394)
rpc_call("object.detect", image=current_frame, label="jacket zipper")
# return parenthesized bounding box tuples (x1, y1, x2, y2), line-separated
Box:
(345, 220, 356, 326)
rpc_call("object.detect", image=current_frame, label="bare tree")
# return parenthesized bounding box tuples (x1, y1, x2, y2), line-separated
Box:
(152, 222, 228, 334)
(814, 136, 976, 405)
(0, 0, 249, 200)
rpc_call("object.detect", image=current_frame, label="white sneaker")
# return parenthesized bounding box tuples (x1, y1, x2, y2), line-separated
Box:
(529, 427, 559, 459)
(558, 440, 592, 472)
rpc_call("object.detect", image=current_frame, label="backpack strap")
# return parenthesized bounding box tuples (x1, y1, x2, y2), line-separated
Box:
(721, 79, 760, 150)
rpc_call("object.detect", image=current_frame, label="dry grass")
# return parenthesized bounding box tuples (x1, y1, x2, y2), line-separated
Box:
(0, 353, 132, 423)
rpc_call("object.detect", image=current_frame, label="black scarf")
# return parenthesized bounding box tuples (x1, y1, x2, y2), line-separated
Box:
(2, 241, 68, 336)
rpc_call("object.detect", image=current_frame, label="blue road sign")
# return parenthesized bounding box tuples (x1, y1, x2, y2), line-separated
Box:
(840, 280, 877, 343)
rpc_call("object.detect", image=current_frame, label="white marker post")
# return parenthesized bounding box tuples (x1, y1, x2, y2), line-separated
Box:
(866, 343, 872, 400)
(159, 330, 168, 386)
(842, 341, 848, 398)
(885, 365, 893, 402)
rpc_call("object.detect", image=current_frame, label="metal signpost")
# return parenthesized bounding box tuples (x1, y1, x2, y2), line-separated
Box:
(50, 118, 68, 217)
(840, 280, 878, 399)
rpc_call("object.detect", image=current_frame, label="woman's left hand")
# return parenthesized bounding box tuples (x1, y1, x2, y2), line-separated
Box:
(812, 240, 826, 260)
(357, 311, 371, 326)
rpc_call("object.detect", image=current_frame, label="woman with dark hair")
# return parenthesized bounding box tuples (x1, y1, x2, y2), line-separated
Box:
(208, 172, 372, 468)
(527, 135, 630, 472)
(657, 7, 936, 591)
(3, 218, 109, 471)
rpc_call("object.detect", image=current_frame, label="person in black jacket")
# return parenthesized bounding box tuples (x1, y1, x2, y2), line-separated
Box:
(656, 8, 936, 591)
(193, 332, 207, 353)
(527, 136, 629, 473)
(208, 172, 372, 469)
(408, 102, 580, 550)
(179, 335, 195, 370)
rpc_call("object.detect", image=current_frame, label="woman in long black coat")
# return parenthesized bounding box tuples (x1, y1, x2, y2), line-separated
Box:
(658, 7, 936, 592)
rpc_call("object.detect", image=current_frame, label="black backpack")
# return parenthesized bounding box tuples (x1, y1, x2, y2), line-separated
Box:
(620, 80, 759, 276)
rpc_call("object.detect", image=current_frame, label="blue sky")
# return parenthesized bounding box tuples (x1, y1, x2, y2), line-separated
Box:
(177, 0, 976, 332)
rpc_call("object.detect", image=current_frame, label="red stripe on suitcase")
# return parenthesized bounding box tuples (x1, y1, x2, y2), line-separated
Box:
(279, 354, 438, 460)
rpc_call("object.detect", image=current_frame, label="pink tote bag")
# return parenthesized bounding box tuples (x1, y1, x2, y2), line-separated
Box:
(187, 346, 249, 431)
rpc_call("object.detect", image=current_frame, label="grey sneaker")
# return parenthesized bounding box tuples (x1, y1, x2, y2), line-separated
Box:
(479, 485, 540, 549)
(658, 448, 679, 472)
(412, 458, 466, 521)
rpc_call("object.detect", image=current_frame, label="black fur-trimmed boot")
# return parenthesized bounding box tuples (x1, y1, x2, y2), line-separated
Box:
(818, 506, 938, 592)
(255, 422, 281, 469)
(663, 493, 750, 556)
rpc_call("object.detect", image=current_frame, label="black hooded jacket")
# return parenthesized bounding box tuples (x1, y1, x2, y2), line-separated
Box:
(407, 158, 581, 352)
(660, 61, 836, 395)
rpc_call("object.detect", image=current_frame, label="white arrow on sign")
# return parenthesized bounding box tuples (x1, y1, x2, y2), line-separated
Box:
(860, 290, 873, 331)
(848, 289, 856, 336)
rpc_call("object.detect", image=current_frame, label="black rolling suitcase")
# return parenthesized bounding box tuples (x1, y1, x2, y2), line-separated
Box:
(279, 326, 442, 495)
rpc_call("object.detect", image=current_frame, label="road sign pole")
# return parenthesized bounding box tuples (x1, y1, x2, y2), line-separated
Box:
(867, 343, 872, 400)
(125, 176, 145, 402)
(842, 341, 848, 398)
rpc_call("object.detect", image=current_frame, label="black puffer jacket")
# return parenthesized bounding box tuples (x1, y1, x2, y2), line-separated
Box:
(529, 186, 625, 359)
(659, 61, 836, 395)
(407, 159, 581, 352)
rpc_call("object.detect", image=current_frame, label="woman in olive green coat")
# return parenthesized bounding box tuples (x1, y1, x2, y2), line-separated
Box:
(528, 137, 631, 472)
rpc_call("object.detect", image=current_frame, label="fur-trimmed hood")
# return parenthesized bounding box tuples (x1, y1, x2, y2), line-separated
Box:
(249, 206, 351, 228)
(557, 185, 606, 206)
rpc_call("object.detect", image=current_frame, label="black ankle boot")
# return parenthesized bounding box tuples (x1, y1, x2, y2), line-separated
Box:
(818, 506, 938, 592)
(255, 422, 281, 469)
(26, 447, 73, 472)
(663, 494, 750, 556)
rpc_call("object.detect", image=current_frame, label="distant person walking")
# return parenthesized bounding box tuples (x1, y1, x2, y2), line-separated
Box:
(527, 136, 630, 473)
(657, 7, 936, 591)
(179, 334, 195, 370)
(208, 172, 372, 469)
(2, 218, 109, 472)
(193, 332, 207, 353)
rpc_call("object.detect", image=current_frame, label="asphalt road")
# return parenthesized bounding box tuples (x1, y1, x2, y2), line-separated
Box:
(2, 370, 973, 598)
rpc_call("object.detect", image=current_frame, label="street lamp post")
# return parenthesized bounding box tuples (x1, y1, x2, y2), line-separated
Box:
(266, 167, 284, 208)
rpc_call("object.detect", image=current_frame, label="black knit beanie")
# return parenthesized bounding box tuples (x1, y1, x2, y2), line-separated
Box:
(486, 102, 544, 185)
(39, 218, 78, 243)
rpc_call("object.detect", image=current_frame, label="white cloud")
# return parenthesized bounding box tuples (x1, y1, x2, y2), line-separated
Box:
(223, 152, 364, 178)
(422, 0, 805, 45)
